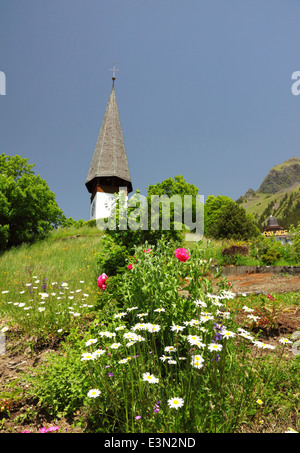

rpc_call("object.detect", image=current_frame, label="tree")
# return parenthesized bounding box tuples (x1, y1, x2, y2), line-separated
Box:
(147, 175, 199, 199)
(204, 195, 233, 237)
(103, 176, 203, 251)
(147, 175, 203, 235)
(214, 201, 260, 240)
(0, 153, 64, 249)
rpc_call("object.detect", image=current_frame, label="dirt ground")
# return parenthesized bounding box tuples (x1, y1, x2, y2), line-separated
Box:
(226, 272, 300, 296)
(1, 271, 300, 433)
(0, 340, 84, 433)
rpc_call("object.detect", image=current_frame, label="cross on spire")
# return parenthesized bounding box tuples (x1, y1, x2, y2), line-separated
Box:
(109, 63, 120, 81)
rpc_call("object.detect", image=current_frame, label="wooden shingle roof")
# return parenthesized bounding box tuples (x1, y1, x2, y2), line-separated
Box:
(85, 80, 132, 194)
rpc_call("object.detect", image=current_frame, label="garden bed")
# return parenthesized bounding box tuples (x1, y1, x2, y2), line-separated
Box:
(225, 272, 300, 295)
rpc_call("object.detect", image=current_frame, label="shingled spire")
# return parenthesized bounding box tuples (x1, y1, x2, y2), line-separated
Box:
(86, 72, 133, 219)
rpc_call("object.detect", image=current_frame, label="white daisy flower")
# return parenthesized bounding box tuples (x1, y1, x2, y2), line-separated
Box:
(208, 343, 222, 352)
(164, 346, 177, 352)
(247, 314, 260, 321)
(132, 323, 148, 331)
(170, 325, 185, 332)
(85, 338, 98, 346)
(194, 300, 207, 307)
(114, 312, 127, 319)
(106, 332, 117, 338)
(142, 372, 159, 384)
(81, 352, 95, 361)
(279, 338, 293, 345)
(137, 313, 148, 318)
(222, 330, 236, 338)
(192, 340, 206, 348)
(110, 343, 122, 349)
(200, 314, 214, 323)
(167, 397, 184, 410)
(187, 334, 201, 344)
(159, 355, 173, 362)
(123, 332, 138, 341)
(147, 324, 161, 333)
(92, 349, 105, 357)
(87, 389, 101, 398)
(253, 341, 275, 350)
(119, 358, 129, 364)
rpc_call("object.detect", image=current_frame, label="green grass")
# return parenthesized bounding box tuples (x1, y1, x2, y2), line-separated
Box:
(0, 225, 104, 292)
(0, 226, 105, 339)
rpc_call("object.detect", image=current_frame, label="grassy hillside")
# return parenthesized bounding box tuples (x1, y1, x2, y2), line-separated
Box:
(0, 225, 104, 288)
(237, 157, 300, 229)
(0, 226, 104, 337)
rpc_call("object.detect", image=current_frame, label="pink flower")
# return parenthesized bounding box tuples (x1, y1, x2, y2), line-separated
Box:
(143, 249, 151, 253)
(40, 426, 59, 433)
(128, 264, 133, 270)
(97, 273, 108, 290)
(46, 426, 59, 432)
(22, 430, 30, 433)
(174, 248, 190, 262)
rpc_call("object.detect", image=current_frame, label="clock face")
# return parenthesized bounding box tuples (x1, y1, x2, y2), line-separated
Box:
(104, 196, 116, 212)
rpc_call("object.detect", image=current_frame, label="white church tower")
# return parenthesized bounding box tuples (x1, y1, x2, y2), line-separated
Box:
(85, 70, 133, 220)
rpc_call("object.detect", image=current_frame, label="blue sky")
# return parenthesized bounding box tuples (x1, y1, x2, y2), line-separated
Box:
(1, 0, 300, 221)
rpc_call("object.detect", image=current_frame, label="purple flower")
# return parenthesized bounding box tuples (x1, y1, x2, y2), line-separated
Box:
(108, 372, 113, 378)
(42, 278, 47, 292)
(135, 415, 141, 420)
(154, 401, 161, 413)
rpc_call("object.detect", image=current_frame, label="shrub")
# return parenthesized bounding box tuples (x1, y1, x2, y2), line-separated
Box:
(97, 235, 130, 276)
(261, 248, 282, 265)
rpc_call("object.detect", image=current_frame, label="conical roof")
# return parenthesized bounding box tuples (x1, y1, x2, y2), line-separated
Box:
(267, 215, 279, 227)
(85, 80, 132, 194)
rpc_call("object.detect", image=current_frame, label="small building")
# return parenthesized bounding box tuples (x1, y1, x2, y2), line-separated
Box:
(263, 215, 290, 243)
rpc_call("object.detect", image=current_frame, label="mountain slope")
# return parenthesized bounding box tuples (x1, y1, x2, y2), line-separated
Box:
(237, 157, 300, 229)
